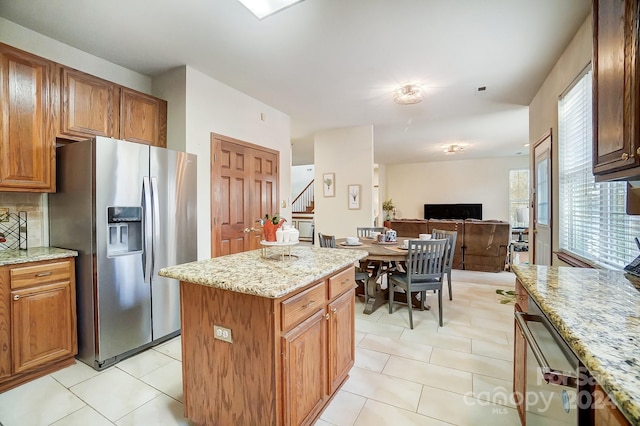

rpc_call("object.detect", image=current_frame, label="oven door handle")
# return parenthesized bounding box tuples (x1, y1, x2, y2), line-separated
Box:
(515, 311, 578, 387)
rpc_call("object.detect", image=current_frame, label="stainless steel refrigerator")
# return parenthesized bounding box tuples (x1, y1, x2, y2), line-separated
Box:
(49, 136, 197, 370)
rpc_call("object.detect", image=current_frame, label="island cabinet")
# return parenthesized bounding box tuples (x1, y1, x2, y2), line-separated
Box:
(179, 265, 356, 426)
(0, 43, 57, 192)
(512, 279, 527, 424)
(592, 0, 640, 180)
(0, 258, 77, 392)
(593, 383, 631, 426)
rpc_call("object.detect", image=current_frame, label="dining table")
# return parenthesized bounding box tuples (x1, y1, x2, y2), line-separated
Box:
(336, 236, 424, 314)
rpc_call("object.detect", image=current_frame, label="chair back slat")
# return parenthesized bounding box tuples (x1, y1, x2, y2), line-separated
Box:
(407, 239, 448, 282)
(318, 233, 336, 248)
(431, 229, 457, 268)
(356, 227, 386, 238)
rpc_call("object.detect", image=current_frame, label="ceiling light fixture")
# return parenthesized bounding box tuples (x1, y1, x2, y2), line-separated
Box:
(393, 84, 423, 105)
(237, 0, 304, 19)
(444, 144, 465, 154)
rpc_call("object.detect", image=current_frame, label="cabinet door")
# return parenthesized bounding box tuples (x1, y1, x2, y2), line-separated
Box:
(282, 309, 327, 426)
(327, 290, 354, 394)
(11, 281, 75, 374)
(0, 265, 10, 381)
(592, 0, 640, 177)
(0, 44, 55, 192)
(513, 314, 527, 425)
(593, 383, 631, 425)
(120, 88, 167, 147)
(60, 67, 119, 140)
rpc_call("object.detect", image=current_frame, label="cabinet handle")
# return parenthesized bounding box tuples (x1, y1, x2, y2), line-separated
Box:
(636, 147, 640, 156)
(301, 300, 315, 309)
(13, 295, 19, 301)
(35, 272, 52, 277)
(622, 152, 630, 160)
(325, 313, 330, 320)
(331, 308, 337, 313)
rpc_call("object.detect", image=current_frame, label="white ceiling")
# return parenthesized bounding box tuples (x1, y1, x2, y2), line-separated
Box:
(0, 0, 591, 165)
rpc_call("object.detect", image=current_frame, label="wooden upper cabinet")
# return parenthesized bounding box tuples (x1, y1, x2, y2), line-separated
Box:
(120, 88, 167, 147)
(592, 0, 640, 180)
(0, 44, 56, 192)
(59, 67, 119, 141)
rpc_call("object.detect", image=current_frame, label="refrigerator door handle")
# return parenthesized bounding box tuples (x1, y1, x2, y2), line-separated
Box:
(142, 176, 153, 283)
(150, 177, 160, 276)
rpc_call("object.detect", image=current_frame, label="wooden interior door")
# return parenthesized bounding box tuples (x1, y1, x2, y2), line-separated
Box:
(211, 134, 279, 257)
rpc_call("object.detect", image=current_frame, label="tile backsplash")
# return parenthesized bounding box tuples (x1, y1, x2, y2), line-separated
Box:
(0, 193, 45, 249)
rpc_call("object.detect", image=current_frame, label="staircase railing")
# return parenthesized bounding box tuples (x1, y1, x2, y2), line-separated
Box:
(292, 179, 314, 213)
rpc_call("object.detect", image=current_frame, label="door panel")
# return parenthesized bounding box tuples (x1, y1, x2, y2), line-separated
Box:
(150, 147, 197, 339)
(532, 131, 552, 265)
(211, 134, 279, 257)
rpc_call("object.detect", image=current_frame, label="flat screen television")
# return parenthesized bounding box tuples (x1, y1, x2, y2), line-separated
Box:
(424, 203, 482, 220)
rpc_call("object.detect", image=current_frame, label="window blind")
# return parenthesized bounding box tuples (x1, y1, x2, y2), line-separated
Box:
(558, 67, 640, 269)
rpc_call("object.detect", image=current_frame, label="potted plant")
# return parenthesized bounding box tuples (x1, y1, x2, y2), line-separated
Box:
(382, 199, 395, 221)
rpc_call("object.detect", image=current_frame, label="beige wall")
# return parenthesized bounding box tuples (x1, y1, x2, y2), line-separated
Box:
(314, 126, 374, 240)
(528, 14, 592, 265)
(385, 156, 529, 222)
(0, 17, 151, 92)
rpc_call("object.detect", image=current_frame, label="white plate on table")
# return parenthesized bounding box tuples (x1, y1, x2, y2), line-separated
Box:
(340, 242, 363, 246)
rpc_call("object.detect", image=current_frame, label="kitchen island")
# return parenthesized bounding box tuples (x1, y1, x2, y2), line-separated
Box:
(512, 264, 640, 425)
(159, 245, 367, 426)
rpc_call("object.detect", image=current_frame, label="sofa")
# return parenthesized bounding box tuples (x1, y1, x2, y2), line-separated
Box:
(388, 218, 511, 272)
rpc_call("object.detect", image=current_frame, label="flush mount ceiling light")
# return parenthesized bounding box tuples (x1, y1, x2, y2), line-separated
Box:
(237, 0, 305, 19)
(393, 84, 423, 105)
(444, 144, 465, 154)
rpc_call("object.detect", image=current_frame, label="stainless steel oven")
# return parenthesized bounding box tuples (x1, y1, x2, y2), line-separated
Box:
(514, 296, 582, 425)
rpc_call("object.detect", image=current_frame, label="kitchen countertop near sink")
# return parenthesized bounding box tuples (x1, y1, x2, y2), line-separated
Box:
(512, 264, 640, 424)
(159, 246, 368, 298)
(0, 246, 78, 266)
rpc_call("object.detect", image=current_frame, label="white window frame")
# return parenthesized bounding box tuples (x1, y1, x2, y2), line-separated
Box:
(509, 169, 530, 229)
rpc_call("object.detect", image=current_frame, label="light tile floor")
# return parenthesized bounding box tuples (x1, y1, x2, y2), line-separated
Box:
(0, 269, 518, 426)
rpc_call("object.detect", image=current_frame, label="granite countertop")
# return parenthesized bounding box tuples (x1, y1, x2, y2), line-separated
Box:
(512, 264, 640, 424)
(0, 246, 78, 266)
(158, 246, 368, 298)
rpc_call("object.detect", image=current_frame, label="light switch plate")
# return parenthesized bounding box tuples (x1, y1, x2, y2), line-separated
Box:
(213, 325, 233, 343)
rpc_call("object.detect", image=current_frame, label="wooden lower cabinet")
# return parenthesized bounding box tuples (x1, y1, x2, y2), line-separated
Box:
(0, 258, 77, 392)
(180, 266, 356, 425)
(593, 383, 631, 426)
(282, 310, 327, 426)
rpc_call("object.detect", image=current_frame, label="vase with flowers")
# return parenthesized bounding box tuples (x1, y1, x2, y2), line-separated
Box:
(261, 214, 286, 242)
(382, 199, 395, 221)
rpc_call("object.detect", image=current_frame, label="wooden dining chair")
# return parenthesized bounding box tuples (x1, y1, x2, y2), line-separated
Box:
(356, 227, 386, 238)
(319, 232, 370, 297)
(431, 229, 457, 300)
(388, 239, 448, 328)
(318, 232, 336, 248)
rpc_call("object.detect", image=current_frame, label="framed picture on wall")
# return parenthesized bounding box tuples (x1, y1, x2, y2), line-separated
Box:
(323, 173, 335, 197)
(348, 184, 361, 210)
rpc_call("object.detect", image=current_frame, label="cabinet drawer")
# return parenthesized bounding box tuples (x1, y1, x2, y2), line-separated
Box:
(281, 282, 325, 331)
(328, 267, 355, 300)
(10, 261, 71, 289)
